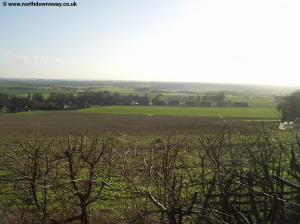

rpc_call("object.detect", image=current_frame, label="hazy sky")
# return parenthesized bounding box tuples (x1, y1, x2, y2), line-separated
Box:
(1, 0, 300, 85)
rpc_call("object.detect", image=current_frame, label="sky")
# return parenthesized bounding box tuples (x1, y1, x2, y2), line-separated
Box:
(1, 0, 300, 86)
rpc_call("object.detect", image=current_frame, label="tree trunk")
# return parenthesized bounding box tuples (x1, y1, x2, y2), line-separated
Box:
(80, 203, 88, 224)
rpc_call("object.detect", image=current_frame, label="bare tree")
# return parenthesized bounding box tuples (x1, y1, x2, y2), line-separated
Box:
(0, 135, 115, 224)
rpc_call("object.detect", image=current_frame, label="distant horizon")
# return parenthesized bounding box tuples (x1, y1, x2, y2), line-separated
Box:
(2, 0, 300, 87)
(1, 75, 300, 88)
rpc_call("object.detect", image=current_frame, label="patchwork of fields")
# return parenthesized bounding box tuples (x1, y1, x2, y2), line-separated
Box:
(0, 80, 285, 138)
(0, 80, 297, 223)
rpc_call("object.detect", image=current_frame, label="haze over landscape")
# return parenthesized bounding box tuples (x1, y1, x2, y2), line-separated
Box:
(1, 0, 300, 85)
(4, 1, 300, 223)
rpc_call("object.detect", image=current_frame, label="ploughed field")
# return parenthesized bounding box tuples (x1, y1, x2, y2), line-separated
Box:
(0, 106, 279, 137)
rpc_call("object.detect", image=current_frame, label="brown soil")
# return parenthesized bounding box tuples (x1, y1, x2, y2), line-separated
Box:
(0, 112, 238, 137)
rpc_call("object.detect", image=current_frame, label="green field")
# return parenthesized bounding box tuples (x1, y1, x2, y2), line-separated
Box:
(78, 106, 280, 118)
(0, 106, 279, 118)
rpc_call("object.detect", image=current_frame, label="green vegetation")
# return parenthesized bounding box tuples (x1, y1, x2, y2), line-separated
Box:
(226, 95, 276, 107)
(1, 78, 300, 223)
(79, 105, 279, 118)
(0, 78, 295, 109)
(277, 90, 300, 121)
(1, 129, 300, 223)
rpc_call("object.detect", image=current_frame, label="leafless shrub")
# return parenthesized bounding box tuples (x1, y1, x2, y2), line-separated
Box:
(0, 135, 115, 224)
(1, 127, 300, 223)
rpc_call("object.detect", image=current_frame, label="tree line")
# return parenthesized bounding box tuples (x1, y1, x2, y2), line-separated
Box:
(0, 91, 248, 113)
(0, 92, 153, 112)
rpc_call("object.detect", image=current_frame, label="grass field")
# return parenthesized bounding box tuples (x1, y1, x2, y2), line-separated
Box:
(78, 106, 280, 118)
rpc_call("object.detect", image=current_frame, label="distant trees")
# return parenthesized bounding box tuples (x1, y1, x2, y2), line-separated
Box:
(180, 92, 248, 107)
(0, 92, 153, 112)
(9, 95, 30, 112)
(152, 95, 166, 106)
(0, 90, 250, 113)
(169, 99, 180, 106)
(31, 93, 45, 104)
(233, 102, 248, 107)
(0, 93, 9, 110)
(277, 90, 300, 121)
(209, 91, 225, 103)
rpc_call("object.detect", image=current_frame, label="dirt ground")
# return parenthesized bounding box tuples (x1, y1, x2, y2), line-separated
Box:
(0, 111, 277, 138)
